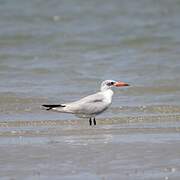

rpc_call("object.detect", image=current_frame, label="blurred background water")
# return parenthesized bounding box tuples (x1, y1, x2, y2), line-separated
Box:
(1, 1, 180, 180)
(0, 0, 180, 121)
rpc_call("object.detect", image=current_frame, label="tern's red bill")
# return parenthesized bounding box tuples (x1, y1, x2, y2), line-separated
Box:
(114, 81, 129, 87)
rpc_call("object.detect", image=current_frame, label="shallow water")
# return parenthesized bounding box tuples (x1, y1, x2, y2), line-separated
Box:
(1, 118, 180, 180)
(0, 0, 180, 179)
(0, 0, 180, 121)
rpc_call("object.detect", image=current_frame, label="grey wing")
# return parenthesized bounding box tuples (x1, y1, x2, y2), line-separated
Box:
(65, 93, 109, 115)
(77, 92, 105, 103)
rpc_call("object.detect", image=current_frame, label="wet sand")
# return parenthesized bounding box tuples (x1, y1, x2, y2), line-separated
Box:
(0, 116, 180, 180)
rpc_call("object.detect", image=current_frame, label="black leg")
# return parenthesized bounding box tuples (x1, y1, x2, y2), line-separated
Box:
(93, 118, 96, 126)
(89, 118, 92, 126)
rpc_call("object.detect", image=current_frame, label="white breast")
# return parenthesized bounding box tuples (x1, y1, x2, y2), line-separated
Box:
(102, 89, 114, 105)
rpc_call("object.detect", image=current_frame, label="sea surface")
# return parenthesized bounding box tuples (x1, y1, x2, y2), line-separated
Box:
(0, 0, 180, 179)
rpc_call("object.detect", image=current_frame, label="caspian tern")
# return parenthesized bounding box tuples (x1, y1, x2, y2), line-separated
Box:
(42, 80, 129, 126)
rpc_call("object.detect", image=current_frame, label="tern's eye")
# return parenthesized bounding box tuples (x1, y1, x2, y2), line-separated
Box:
(107, 82, 114, 86)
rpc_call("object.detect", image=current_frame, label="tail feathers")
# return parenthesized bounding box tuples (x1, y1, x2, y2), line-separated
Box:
(42, 104, 66, 110)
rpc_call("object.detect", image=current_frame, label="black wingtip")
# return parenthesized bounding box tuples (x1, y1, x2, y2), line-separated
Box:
(42, 104, 65, 110)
